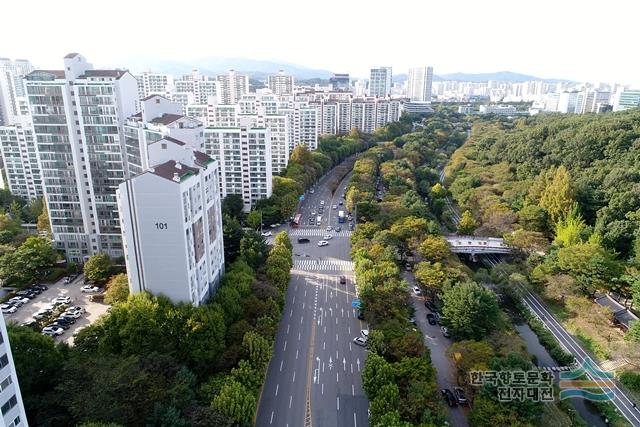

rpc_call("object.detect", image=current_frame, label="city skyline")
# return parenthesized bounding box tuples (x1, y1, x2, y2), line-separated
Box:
(2, 0, 638, 85)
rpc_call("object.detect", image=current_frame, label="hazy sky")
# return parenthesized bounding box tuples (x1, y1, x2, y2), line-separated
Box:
(2, 0, 638, 84)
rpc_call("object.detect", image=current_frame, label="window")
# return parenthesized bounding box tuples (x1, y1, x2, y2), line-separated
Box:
(0, 354, 9, 369)
(1, 394, 17, 415)
(0, 376, 12, 392)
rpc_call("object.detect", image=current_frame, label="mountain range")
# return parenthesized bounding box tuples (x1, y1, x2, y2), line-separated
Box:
(120, 56, 567, 83)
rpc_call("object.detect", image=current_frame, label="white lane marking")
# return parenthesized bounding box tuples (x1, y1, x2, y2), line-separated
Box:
(270, 411, 274, 424)
(302, 302, 305, 309)
(348, 326, 351, 335)
(323, 341, 325, 350)
(280, 360, 283, 371)
(322, 383, 324, 394)
(337, 396, 340, 411)
(298, 332, 301, 341)
(337, 372, 339, 382)
(287, 324, 290, 334)
(354, 413, 357, 427)
(293, 296, 295, 304)
(289, 309, 293, 317)
(275, 383, 279, 396)
(293, 371, 296, 383)
(352, 384, 355, 396)
(283, 341, 287, 351)
(336, 333, 338, 341)
(349, 342, 352, 352)
(296, 349, 299, 359)
(289, 395, 292, 408)
(336, 317, 338, 325)
(351, 363, 353, 374)
(322, 362, 325, 372)
(300, 315, 303, 324)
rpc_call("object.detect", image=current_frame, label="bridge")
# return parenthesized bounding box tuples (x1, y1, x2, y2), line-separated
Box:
(445, 235, 512, 254)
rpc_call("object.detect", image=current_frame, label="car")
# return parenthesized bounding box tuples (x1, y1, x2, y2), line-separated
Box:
(297, 238, 310, 244)
(360, 329, 369, 339)
(9, 297, 29, 306)
(339, 201, 343, 205)
(353, 336, 367, 347)
(56, 315, 76, 324)
(33, 308, 53, 319)
(261, 231, 272, 237)
(326, 226, 332, 231)
(357, 311, 365, 320)
(16, 290, 37, 299)
(426, 313, 437, 325)
(61, 310, 81, 319)
(33, 284, 48, 291)
(1, 305, 17, 314)
(308, 220, 315, 225)
(64, 276, 71, 284)
(332, 204, 337, 209)
(320, 200, 325, 205)
(453, 387, 467, 405)
(311, 211, 317, 216)
(349, 223, 354, 230)
(323, 235, 333, 240)
(81, 286, 101, 293)
(50, 321, 70, 330)
(66, 306, 85, 314)
(53, 296, 71, 304)
(269, 223, 280, 228)
(41, 326, 64, 336)
(21, 320, 38, 329)
(28, 286, 43, 294)
(441, 389, 458, 407)
(340, 276, 346, 284)
(335, 226, 342, 232)
(310, 189, 315, 194)
(412, 286, 422, 296)
(317, 240, 329, 247)
(441, 326, 450, 338)
(424, 300, 437, 312)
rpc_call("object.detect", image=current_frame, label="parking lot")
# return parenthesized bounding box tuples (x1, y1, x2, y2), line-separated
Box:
(2, 274, 110, 345)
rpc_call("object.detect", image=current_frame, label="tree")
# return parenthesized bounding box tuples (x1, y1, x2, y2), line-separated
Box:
(0, 236, 57, 286)
(245, 210, 262, 230)
(0, 212, 21, 244)
(212, 379, 256, 426)
(104, 273, 129, 304)
(369, 383, 400, 426)
(517, 203, 548, 232)
(469, 395, 526, 427)
(504, 229, 549, 253)
(556, 242, 620, 295)
(554, 203, 588, 247)
(418, 235, 450, 262)
(540, 165, 574, 225)
(458, 210, 478, 235)
(362, 354, 395, 400)
(273, 231, 292, 252)
(430, 182, 446, 199)
(23, 198, 44, 223)
(626, 321, 640, 343)
(221, 194, 244, 219)
(414, 262, 447, 293)
(84, 253, 113, 284)
(222, 214, 243, 263)
(441, 282, 500, 340)
(242, 331, 272, 372)
(278, 193, 299, 219)
(447, 340, 495, 374)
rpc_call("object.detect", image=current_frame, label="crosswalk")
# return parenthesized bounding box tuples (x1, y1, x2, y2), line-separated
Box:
(293, 259, 355, 271)
(290, 229, 352, 237)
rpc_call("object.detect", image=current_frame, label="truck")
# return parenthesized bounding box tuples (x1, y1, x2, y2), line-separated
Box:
(338, 210, 345, 223)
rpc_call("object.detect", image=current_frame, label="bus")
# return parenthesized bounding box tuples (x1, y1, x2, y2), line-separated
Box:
(338, 210, 345, 223)
(292, 213, 302, 228)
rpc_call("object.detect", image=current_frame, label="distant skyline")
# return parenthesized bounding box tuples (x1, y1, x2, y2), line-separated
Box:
(2, 0, 639, 85)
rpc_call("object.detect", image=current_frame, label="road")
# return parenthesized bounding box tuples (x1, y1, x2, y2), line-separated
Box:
(257, 163, 368, 427)
(2, 273, 110, 345)
(403, 271, 469, 427)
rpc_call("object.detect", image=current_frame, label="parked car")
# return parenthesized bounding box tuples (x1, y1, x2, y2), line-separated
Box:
(269, 223, 280, 228)
(261, 231, 272, 237)
(441, 326, 450, 338)
(28, 286, 43, 294)
(340, 276, 347, 284)
(426, 313, 436, 325)
(81, 285, 101, 293)
(61, 310, 81, 319)
(16, 290, 37, 298)
(332, 204, 337, 210)
(33, 284, 48, 291)
(339, 201, 343, 205)
(33, 308, 53, 319)
(353, 336, 367, 347)
(42, 326, 64, 336)
(453, 387, 467, 405)
(335, 226, 342, 232)
(52, 296, 71, 304)
(348, 223, 354, 230)
(357, 311, 365, 321)
(424, 300, 437, 312)
(9, 297, 29, 306)
(51, 321, 70, 330)
(297, 238, 310, 244)
(54, 317, 73, 326)
(64, 276, 71, 284)
(412, 286, 422, 296)
(441, 389, 458, 407)
(21, 320, 38, 329)
(66, 306, 85, 314)
(360, 329, 369, 339)
(323, 235, 333, 240)
(1, 305, 17, 314)
(317, 240, 329, 247)
(56, 315, 76, 324)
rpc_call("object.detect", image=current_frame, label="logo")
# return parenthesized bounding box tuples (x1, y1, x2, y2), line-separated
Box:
(559, 358, 615, 401)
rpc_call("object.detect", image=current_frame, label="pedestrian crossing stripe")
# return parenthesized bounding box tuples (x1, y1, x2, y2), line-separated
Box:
(289, 229, 352, 237)
(293, 259, 355, 271)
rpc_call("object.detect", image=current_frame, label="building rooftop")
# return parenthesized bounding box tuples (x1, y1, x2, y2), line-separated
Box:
(79, 69, 128, 79)
(64, 53, 80, 59)
(141, 94, 169, 102)
(162, 136, 186, 146)
(26, 69, 65, 80)
(150, 113, 184, 125)
(193, 150, 214, 167)
(150, 160, 199, 183)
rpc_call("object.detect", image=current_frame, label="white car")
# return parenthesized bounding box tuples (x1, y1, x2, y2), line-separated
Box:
(361, 329, 369, 339)
(353, 336, 367, 347)
(332, 204, 337, 210)
(412, 286, 422, 296)
(34, 308, 53, 319)
(261, 231, 273, 237)
(62, 310, 81, 319)
(8, 297, 29, 306)
(53, 296, 71, 304)
(318, 240, 329, 247)
(323, 235, 333, 240)
(1, 305, 17, 314)
(41, 326, 64, 336)
(66, 306, 85, 314)
(326, 226, 333, 231)
(81, 286, 100, 293)
(320, 201, 325, 205)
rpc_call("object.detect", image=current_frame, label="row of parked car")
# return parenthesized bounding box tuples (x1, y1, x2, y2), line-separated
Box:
(0, 284, 49, 314)
(39, 300, 85, 337)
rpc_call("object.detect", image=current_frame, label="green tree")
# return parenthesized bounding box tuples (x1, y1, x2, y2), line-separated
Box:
(540, 165, 574, 225)
(278, 193, 299, 219)
(212, 379, 256, 426)
(441, 282, 500, 340)
(104, 273, 129, 304)
(418, 235, 450, 262)
(625, 321, 640, 343)
(458, 210, 478, 235)
(447, 340, 495, 373)
(273, 231, 292, 252)
(37, 200, 51, 234)
(245, 210, 262, 230)
(517, 203, 548, 232)
(556, 242, 620, 295)
(222, 214, 243, 263)
(414, 262, 447, 293)
(554, 203, 588, 247)
(0, 212, 21, 244)
(469, 395, 526, 427)
(362, 353, 395, 400)
(369, 383, 400, 426)
(0, 236, 57, 285)
(242, 331, 272, 372)
(430, 182, 446, 199)
(221, 194, 244, 219)
(84, 253, 113, 284)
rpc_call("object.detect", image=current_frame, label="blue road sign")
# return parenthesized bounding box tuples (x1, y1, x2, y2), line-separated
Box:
(299, 195, 305, 201)
(351, 299, 361, 308)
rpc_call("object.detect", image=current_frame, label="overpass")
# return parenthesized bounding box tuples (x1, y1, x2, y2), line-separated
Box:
(445, 235, 512, 254)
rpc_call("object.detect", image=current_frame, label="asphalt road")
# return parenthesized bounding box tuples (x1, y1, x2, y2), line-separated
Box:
(257, 162, 369, 427)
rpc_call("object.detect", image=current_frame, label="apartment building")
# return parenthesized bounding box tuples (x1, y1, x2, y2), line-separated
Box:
(0, 59, 33, 126)
(279, 101, 318, 151)
(311, 97, 401, 135)
(134, 72, 174, 99)
(267, 70, 294, 95)
(204, 118, 272, 212)
(0, 116, 43, 199)
(369, 67, 392, 97)
(25, 53, 138, 262)
(117, 143, 224, 306)
(407, 66, 433, 102)
(216, 70, 249, 104)
(0, 315, 27, 427)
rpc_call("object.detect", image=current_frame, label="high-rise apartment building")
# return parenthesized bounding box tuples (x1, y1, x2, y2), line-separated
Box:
(0, 314, 27, 427)
(216, 70, 249, 104)
(369, 67, 392, 97)
(134, 72, 174, 99)
(614, 90, 640, 111)
(267, 70, 294, 95)
(407, 66, 433, 102)
(279, 101, 318, 151)
(174, 74, 220, 106)
(117, 142, 224, 306)
(0, 116, 43, 200)
(312, 97, 401, 135)
(0, 58, 34, 126)
(25, 53, 139, 262)
(204, 118, 272, 212)
(329, 74, 350, 91)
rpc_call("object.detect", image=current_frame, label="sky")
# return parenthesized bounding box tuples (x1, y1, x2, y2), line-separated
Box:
(2, 0, 639, 85)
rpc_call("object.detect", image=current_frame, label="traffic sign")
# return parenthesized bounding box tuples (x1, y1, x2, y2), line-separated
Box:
(351, 299, 361, 308)
(299, 195, 305, 201)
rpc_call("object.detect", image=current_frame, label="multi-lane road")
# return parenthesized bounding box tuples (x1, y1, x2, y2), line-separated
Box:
(257, 164, 369, 427)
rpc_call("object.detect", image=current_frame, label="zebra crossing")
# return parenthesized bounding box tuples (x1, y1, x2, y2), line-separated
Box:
(293, 259, 355, 271)
(290, 229, 352, 237)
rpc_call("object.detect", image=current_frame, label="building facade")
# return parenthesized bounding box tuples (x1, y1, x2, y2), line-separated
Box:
(614, 90, 640, 111)
(134, 72, 174, 100)
(0, 117, 43, 200)
(216, 70, 249, 104)
(0, 59, 33, 126)
(117, 145, 224, 306)
(312, 97, 401, 135)
(25, 53, 139, 262)
(0, 314, 27, 427)
(369, 67, 392, 97)
(407, 66, 433, 102)
(267, 71, 294, 95)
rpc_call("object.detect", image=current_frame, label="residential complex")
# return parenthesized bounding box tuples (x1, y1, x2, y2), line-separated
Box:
(134, 72, 174, 100)
(0, 59, 33, 126)
(267, 70, 294, 95)
(0, 116, 42, 199)
(312, 97, 402, 135)
(613, 90, 640, 111)
(25, 53, 138, 262)
(0, 315, 27, 427)
(117, 141, 224, 306)
(369, 67, 392, 97)
(329, 73, 350, 91)
(216, 70, 249, 104)
(407, 66, 433, 102)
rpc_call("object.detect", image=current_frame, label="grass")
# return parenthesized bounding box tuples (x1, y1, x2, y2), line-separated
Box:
(570, 327, 610, 361)
(537, 400, 585, 427)
(589, 401, 632, 427)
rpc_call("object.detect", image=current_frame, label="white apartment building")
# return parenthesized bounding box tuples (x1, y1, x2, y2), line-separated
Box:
(174, 78, 220, 106)
(204, 118, 272, 212)
(134, 72, 174, 99)
(0, 59, 33, 126)
(124, 95, 204, 178)
(0, 116, 43, 200)
(25, 53, 139, 262)
(279, 101, 318, 151)
(407, 66, 433, 102)
(117, 144, 224, 306)
(217, 70, 249, 104)
(369, 67, 392, 97)
(0, 314, 27, 427)
(557, 91, 580, 113)
(311, 97, 402, 135)
(479, 104, 518, 115)
(268, 70, 294, 95)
